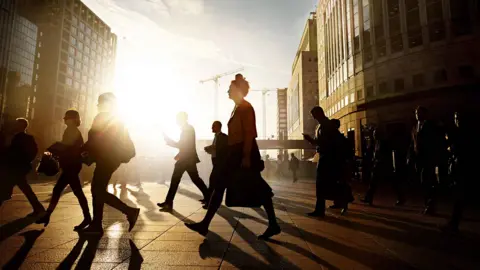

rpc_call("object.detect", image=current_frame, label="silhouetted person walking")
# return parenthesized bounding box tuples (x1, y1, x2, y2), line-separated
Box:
(3, 118, 44, 215)
(82, 93, 140, 235)
(303, 106, 338, 217)
(441, 112, 476, 233)
(408, 106, 442, 215)
(361, 129, 395, 205)
(204, 121, 228, 208)
(36, 110, 91, 230)
(185, 75, 281, 240)
(157, 112, 210, 211)
(289, 153, 299, 182)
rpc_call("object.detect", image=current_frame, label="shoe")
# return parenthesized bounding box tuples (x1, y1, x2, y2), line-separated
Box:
(158, 203, 173, 212)
(341, 205, 348, 216)
(202, 204, 209, 209)
(329, 204, 343, 209)
(185, 222, 208, 236)
(74, 216, 92, 231)
(128, 208, 140, 232)
(307, 211, 325, 217)
(157, 201, 172, 208)
(258, 225, 281, 240)
(81, 224, 104, 236)
(199, 199, 206, 204)
(35, 212, 51, 227)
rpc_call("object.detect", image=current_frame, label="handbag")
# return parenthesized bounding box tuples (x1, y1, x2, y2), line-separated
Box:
(225, 168, 273, 207)
(36, 153, 60, 177)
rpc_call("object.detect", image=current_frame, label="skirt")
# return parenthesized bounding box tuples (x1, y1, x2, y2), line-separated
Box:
(224, 142, 273, 207)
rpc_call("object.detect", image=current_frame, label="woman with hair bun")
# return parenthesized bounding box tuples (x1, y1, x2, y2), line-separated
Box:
(36, 109, 91, 230)
(185, 75, 281, 240)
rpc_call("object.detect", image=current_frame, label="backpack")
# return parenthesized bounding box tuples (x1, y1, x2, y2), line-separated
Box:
(117, 124, 136, 164)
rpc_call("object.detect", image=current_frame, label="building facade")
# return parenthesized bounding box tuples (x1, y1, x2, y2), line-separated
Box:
(0, 0, 16, 125)
(3, 14, 38, 121)
(16, 0, 117, 147)
(316, 0, 480, 154)
(287, 12, 319, 158)
(277, 88, 287, 139)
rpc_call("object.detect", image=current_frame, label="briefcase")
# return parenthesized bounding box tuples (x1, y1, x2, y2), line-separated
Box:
(225, 168, 273, 208)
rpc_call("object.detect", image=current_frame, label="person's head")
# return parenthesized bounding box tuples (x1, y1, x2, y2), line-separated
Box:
(176, 112, 188, 127)
(415, 106, 427, 122)
(310, 106, 326, 122)
(290, 153, 295, 158)
(332, 119, 340, 130)
(15, 118, 29, 133)
(266, 154, 270, 159)
(228, 75, 250, 104)
(212, 121, 222, 133)
(63, 109, 81, 127)
(97, 92, 117, 112)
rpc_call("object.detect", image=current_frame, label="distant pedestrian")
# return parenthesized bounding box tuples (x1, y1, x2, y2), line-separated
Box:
(157, 112, 210, 211)
(81, 93, 140, 235)
(1, 118, 44, 215)
(204, 121, 228, 208)
(36, 110, 91, 230)
(288, 153, 299, 182)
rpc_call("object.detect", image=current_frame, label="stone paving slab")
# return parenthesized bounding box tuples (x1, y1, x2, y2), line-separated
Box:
(1, 179, 480, 270)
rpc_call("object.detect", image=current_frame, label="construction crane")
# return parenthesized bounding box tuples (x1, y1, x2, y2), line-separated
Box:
(250, 89, 278, 139)
(199, 67, 244, 119)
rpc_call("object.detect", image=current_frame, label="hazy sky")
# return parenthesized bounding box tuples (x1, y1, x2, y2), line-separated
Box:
(82, 0, 317, 142)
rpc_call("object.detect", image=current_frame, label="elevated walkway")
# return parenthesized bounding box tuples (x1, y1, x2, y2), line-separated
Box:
(197, 139, 315, 150)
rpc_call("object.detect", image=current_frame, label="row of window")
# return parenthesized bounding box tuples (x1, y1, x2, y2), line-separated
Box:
(321, 0, 475, 98)
(326, 92, 356, 117)
(364, 66, 475, 98)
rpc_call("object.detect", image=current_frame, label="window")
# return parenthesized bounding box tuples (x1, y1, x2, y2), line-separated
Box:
(71, 26, 77, 35)
(406, 0, 422, 48)
(70, 36, 76, 45)
(458, 65, 474, 79)
(86, 27, 91, 35)
(66, 77, 73, 86)
(68, 46, 75, 55)
(79, 31, 84, 40)
(450, 1, 472, 36)
(74, 71, 80, 79)
(353, 0, 360, 53)
(413, 73, 425, 87)
(78, 42, 83, 50)
(394, 78, 405, 92)
(67, 67, 73, 76)
(68, 56, 74, 66)
(79, 22, 85, 31)
(366, 86, 374, 97)
(74, 81, 80, 89)
(434, 69, 447, 83)
(379, 82, 388, 94)
(388, 0, 403, 53)
(427, 0, 445, 42)
(75, 61, 81, 69)
(373, 0, 386, 57)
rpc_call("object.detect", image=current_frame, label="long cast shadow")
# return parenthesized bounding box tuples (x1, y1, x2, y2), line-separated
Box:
(74, 236, 101, 270)
(0, 216, 37, 242)
(2, 229, 44, 270)
(57, 236, 87, 269)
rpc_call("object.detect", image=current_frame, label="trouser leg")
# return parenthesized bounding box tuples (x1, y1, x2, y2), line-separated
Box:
(186, 164, 209, 199)
(69, 174, 91, 218)
(47, 173, 70, 212)
(16, 174, 44, 212)
(165, 164, 185, 203)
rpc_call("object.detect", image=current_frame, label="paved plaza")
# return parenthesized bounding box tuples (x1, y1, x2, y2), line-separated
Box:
(1, 178, 479, 269)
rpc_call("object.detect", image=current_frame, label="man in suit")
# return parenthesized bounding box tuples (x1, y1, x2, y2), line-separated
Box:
(1, 118, 44, 214)
(82, 93, 140, 235)
(408, 106, 442, 215)
(303, 106, 339, 217)
(203, 121, 228, 208)
(157, 112, 210, 211)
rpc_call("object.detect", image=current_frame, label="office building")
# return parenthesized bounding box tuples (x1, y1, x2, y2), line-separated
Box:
(3, 14, 38, 121)
(17, 0, 117, 147)
(287, 12, 319, 158)
(316, 0, 480, 154)
(277, 88, 287, 139)
(0, 0, 16, 125)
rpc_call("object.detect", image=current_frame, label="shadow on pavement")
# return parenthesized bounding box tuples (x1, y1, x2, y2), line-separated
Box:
(0, 216, 37, 242)
(58, 235, 87, 269)
(2, 229, 44, 269)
